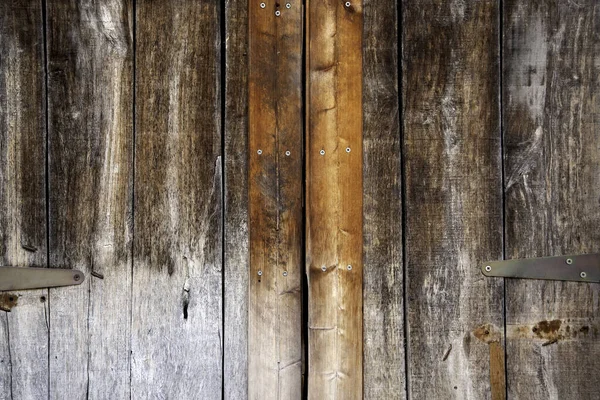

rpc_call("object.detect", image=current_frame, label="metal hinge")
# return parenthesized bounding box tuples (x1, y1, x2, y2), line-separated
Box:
(482, 254, 600, 283)
(0, 266, 85, 291)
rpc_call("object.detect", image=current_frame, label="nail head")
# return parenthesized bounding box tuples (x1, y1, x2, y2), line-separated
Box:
(347, 265, 352, 271)
(320, 149, 325, 155)
(321, 266, 327, 272)
(275, 10, 281, 16)
(258, 270, 263, 276)
(283, 271, 288, 277)
(260, 2, 266, 8)
(484, 265, 492, 272)
(581, 271, 587, 278)
(566, 258, 573, 265)
(285, 150, 291, 156)
(286, 3, 291, 8)
(345, 1, 351, 7)
(257, 149, 263, 155)
(346, 147, 351, 153)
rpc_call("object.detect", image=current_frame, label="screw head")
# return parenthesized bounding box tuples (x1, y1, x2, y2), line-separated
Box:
(321, 266, 327, 272)
(285, 150, 291, 156)
(286, 3, 291, 8)
(260, 2, 266, 8)
(566, 258, 573, 265)
(581, 271, 587, 278)
(484, 265, 492, 272)
(275, 10, 281, 16)
(347, 265, 352, 271)
(257, 149, 262, 155)
(320, 149, 325, 155)
(74, 274, 81, 281)
(283, 271, 288, 277)
(258, 270, 263, 276)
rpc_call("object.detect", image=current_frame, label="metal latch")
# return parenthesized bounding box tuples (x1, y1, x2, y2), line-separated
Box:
(0, 266, 85, 291)
(482, 254, 600, 283)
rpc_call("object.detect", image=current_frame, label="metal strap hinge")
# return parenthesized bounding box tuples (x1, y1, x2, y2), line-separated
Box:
(482, 254, 600, 283)
(0, 267, 85, 291)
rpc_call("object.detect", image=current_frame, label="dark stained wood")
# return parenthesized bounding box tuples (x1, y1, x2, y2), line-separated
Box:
(503, 1, 600, 398)
(0, 1, 47, 398)
(402, 0, 504, 398)
(306, 0, 363, 398)
(248, 0, 304, 397)
(133, 1, 222, 398)
(224, 0, 249, 398)
(46, 1, 133, 397)
(362, 0, 405, 398)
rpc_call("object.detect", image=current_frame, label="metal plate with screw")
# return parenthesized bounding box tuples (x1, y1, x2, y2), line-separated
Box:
(0, 266, 85, 291)
(481, 254, 600, 283)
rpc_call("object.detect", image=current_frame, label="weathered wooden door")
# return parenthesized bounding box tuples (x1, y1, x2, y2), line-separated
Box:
(1, 0, 598, 399)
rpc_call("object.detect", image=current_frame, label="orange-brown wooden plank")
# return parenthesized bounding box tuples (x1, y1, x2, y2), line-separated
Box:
(248, 0, 303, 398)
(306, 1, 363, 398)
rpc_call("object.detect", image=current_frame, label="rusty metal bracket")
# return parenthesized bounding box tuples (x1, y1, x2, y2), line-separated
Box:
(482, 254, 600, 283)
(0, 266, 84, 291)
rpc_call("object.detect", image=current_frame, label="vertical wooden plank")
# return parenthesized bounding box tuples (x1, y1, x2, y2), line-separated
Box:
(248, 0, 304, 397)
(224, 0, 249, 398)
(0, 2, 47, 398)
(46, 1, 133, 398)
(503, 1, 600, 398)
(402, 0, 504, 398)
(306, 0, 363, 398)
(362, 0, 405, 398)
(133, 1, 222, 398)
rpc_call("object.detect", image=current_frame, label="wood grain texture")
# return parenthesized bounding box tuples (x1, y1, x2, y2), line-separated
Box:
(0, 2, 47, 399)
(306, 0, 363, 398)
(224, 0, 249, 398)
(133, 1, 222, 398)
(362, 0, 405, 398)
(46, 1, 133, 398)
(503, 1, 600, 398)
(248, 0, 303, 397)
(402, 0, 504, 398)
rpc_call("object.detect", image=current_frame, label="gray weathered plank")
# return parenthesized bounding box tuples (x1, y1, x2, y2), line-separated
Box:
(132, 1, 222, 398)
(0, 2, 47, 398)
(363, 0, 405, 398)
(402, 0, 505, 398)
(224, 0, 249, 398)
(503, 1, 600, 398)
(46, 1, 133, 398)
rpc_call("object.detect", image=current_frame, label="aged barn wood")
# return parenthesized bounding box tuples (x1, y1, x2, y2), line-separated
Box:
(362, 0, 405, 398)
(306, 0, 363, 398)
(402, 0, 505, 398)
(0, 2, 47, 398)
(503, 1, 600, 398)
(224, 0, 249, 398)
(46, 1, 133, 397)
(133, 1, 222, 398)
(248, 0, 304, 397)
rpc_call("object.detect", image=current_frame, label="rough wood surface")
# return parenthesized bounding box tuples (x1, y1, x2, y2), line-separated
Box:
(248, 0, 304, 397)
(0, 2, 47, 399)
(132, 1, 222, 398)
(306, 0, 363, 398)
(362, 0, 405, 398)
(46, 1, 133, 398)
(503, 1, 600, 398)
(402, 0, 504, 398)
(224, 0, 249, 398)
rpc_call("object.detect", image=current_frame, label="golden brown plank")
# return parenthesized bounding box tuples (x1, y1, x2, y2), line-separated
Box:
(306, 0, 363, 398)
(248, 0, 304, 397)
